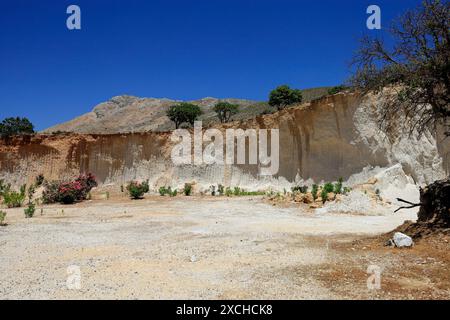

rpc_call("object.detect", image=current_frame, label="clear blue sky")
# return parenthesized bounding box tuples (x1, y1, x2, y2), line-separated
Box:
(0, 0, 422, 130)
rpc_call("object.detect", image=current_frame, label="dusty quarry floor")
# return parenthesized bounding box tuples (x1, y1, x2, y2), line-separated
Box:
(0, 196, 449, 299)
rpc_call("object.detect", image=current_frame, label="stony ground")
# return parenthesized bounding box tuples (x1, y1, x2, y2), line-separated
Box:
(0, 196, 448, 299)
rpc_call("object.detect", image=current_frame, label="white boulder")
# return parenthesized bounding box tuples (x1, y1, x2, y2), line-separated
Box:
(393, 232, 414, 248)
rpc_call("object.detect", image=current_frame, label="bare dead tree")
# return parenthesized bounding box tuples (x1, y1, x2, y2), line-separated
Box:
(351, 0, 450, 138)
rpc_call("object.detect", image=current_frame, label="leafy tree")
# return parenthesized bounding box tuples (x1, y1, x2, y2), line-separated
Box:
(351, 0, 450, 137)
(268, 85, 303, 110)
(0, 117, 34, 138)
(167, 103, 202, 129)
(213, 101, 239, 123)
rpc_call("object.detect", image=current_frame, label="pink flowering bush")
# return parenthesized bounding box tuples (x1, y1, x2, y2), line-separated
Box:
(43, 173, 98, 204)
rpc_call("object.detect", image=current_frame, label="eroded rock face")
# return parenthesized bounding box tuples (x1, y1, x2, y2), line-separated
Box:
(1, 92, 448, 189)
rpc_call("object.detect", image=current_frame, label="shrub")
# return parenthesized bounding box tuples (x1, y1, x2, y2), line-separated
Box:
(24, 203, 35, 218)
(42, 173, 97, 204)
(343, 187, 352, 195)
(42, 181, 61, 204)
(311, 184, 319, 201)
(159, 186, 168, 196)
(334, 178, 343, 194)
(127, 181, 149, 199)
(0, 210, 6, 225)
(321, 189, 328, 204)
(183, 183, 193, 196)
(323, 183, 334, 194)
(58, 181, 83, 204)
(291, 185, 308, 193)
(74, 173, 97, 200)
(210, 185, 216, 196)
(2, 185, 26, 208)
(225, 187, 233, 197)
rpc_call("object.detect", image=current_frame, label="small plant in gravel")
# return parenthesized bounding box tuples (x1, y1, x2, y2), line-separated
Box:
(0, 210, 6, 226)
(343, 187, 352, 195)
(24, 203, 35, 218)
(225, 187, 233, 197)
(183, 183, 193, 196)
(210, 185, 216, 196)
(127, 181, 149, 199)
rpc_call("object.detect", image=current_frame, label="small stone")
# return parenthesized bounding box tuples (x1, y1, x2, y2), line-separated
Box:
(190, 255, 197, 263)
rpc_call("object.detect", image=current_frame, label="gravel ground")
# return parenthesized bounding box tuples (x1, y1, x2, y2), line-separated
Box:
(2, 196, 444, 300)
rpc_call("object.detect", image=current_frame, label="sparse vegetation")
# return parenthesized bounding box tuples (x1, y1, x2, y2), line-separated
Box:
(159, 186, 177, 197)
(127, 181, 149, 199)
(327, 85, 348, 95)
(269, 85, 303, 110)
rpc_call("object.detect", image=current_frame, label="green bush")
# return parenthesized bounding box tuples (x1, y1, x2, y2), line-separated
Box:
(183, 183, 193, 196)
(0, 210, 6, 225)
(334, 178, 343, 194)
(323, 183, 334, 193)
(127, 181, 149, 199)
(343, 187, 352, 195)
(2, 185, 26, 208)
(321, 189, 328, 204)
(24, 203, 35, 218)
(311, 184, 319, 201)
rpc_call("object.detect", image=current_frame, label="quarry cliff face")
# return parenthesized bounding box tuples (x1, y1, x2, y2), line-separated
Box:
(1, 93, 448, 189)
